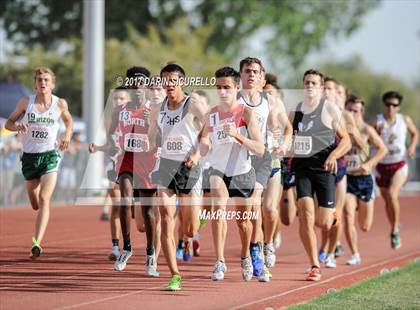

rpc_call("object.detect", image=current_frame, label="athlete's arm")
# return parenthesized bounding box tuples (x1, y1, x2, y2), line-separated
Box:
(324, 102, 351, 173)
(231, 107, 264, 157)
(344, 111, 365, 150)
(358, 124, 388, 174)
(198, 120, 211, 157)
(147, 103, 161, 150)
(267, 94, 293, 156)
(189, 92, 208, 125)
(405, 115, 419, 159)
(58, 99, 73, 151)
(5, 97, 29, 134)
(88, 143, 110, 153)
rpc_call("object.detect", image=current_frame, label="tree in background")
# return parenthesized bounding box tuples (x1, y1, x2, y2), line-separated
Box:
(320, 55, 419, 127)
(0, 19, 224, 116)
(0, 0, 379, 68)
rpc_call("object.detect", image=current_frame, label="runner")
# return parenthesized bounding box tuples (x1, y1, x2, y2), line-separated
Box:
(148, 63, 207, 291)
(261, 72, 292, 271)
(88, 87, 130, 260)
(107, 67, 159, 277)
(263, 74, 290, 249)
(321, 77, 365, 268)
(291, 69, 351, 281)
(237, 57, 288, 281)
(371, 91, 418, 249)
(5, 68, 73, 258)
(199, 66, 264, 281)
(343, 97, 388, 265)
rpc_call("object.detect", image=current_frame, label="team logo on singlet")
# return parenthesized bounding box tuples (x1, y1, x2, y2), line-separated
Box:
(119, 110, 146, 127)
(297, 120, 314, 133)
(27, 113, 55, 125)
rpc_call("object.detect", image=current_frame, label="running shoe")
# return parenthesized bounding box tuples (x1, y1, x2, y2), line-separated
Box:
(193, 239, 200, 257)
(346, 254, 361, 266)
(391, 231, 401, 249)
(176, 246, 184, 260)
(212, 260, 227, 281)
(100, 212, 109, 221)
(199, 218, 207, 229)
(146, 254, 160, 277)
(305, 266, 321, 281)
(273, 232, 282, 250)
(29, 237, 42, 259)
(183, 241, 193, 261)
(263, 243, 276, 268)
(108, 245, 120, 261)
(318, 250, 327, 264)
(258, 265, 271, 283)
(241, 256, 253, 282)
(325, 254, 336, 268)
(114, 250, 132, 271)
(166, 274, 182, 291)
(335, 244, 344, 257)
(250, 243, 263, 276)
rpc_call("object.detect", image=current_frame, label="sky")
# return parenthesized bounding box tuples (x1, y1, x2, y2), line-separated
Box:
(308, 0, 420, 84)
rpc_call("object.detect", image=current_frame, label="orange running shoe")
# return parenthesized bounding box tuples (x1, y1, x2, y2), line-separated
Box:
(305, 266, 321, 281)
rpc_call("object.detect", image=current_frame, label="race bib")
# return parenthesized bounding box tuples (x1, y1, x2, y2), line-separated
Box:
(30, 125, 50, 143)
(213, 123, 235, 145)
(345, 154, 361, 172)
(164, 136, 185, 155)
(124, 133, 149, 152)
(293, 135, 312, 155)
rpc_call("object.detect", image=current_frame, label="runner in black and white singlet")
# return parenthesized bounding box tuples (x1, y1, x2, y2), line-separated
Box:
(343, 97, 388, 265)
(371, 91, 418, 249)
(148, 63, 207, 291)
(199, 66, 264, 282)
(5, 68, 73, 259)
(291, 69, 351, 281)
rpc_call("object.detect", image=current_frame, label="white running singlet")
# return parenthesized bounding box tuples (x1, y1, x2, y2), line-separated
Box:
(376, 113, 407, 164)
(22, 95, 62, 153)
(208, 104, 252, 177)
(158, 96, 200, 162)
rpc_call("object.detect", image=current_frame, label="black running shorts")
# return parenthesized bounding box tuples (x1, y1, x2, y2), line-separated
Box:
(210, 168, 256, 198)
(251, 149, 272, 188)
(295, 168, 335, 208)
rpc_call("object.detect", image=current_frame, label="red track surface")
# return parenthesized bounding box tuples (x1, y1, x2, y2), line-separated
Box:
(1, 195, 419, 310)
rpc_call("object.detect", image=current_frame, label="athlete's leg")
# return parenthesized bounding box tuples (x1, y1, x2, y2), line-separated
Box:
(159, 187, 179, 275)
(250, 186, 264, 243)
(210, 175, 229, 262)
(26, 179, 41, 211)
(358, 199, 374, 232)
(298, 197, 319, 267)
(153, 206, 161, 259)
(34, 172, 58, 244)
(109, 184, 121, 242)
(344, 193, 358, 254)
(388, 168, 407, 233)
(235, 197, 253, 258)
(327, 176, 346, 255)
(136, 191, 157, 251)
(118, 174, 134, 251)
(263, 172, 281, 244)
(280, 187, 297, 226)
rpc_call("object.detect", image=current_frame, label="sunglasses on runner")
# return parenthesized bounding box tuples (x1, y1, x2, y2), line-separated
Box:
(384, 102, 400, 108)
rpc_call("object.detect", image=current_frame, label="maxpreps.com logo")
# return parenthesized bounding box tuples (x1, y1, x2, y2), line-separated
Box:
(27, 113, 54, 125)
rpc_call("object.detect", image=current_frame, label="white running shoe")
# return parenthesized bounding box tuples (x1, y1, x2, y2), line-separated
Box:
(114, 250, 132, 271)
(264, 243, 276, 268)
(241, 256, 253, 282)
(273, 232, 282, 250)
(212, 260, 227, 281)
(258, 265, 271, 282)
(146, 254, 160, 277)
(108, 246, 120, 261)
(346, 254, 361, 266)
(325, 254, 337, 268)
